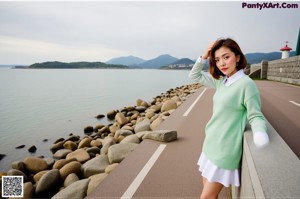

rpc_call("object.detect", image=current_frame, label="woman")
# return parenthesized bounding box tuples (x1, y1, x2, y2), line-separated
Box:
(189, 38, 269, 199)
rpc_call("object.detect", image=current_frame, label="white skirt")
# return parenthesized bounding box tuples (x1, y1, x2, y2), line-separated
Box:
(197, 152, 240, 187)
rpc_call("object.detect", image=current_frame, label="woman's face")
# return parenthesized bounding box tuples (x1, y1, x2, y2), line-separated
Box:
(214, 46, 240, 77)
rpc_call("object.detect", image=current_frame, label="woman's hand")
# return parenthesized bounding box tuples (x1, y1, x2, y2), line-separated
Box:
(202, 42, 215, 60)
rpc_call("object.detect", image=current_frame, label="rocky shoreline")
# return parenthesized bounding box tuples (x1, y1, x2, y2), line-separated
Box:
(0, 83, 200, 199)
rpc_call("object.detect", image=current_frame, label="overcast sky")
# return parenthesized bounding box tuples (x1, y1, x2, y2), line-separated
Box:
(0, 1, 299, 65)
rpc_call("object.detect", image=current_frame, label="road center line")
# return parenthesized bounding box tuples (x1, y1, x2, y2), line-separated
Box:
(121, 144, 167, 199)
(289, 101, 300, 107)
(183, 88, 207, 117)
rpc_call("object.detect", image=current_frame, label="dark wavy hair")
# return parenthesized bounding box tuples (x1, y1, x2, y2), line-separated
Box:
(209, 38, 247, 79)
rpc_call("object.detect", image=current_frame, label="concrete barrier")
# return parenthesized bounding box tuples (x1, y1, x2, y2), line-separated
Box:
(249, 55, 300, 85)
(232, 121, 300, 198)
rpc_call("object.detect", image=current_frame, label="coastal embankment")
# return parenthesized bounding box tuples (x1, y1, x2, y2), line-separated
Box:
(0, 83, 200, 198)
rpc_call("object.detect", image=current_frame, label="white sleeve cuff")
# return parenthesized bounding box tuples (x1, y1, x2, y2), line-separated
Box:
(196, 56, 206, 63)
(253, 131, 269, 148)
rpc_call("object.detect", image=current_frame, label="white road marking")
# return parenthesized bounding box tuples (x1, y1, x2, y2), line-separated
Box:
(289, 101, 300, 107)
(121, 144, 167, 199)
(183, 88, 207, 117)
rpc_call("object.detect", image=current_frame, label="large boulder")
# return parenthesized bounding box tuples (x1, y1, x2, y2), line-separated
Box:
(53, 149, 72, 159)
(84, 126, 94, 134)
(64, 173, 79, 187)
(114, 129, 133, 138)
(107, 110, 117, 120)
(142, 130, 177, 142)
(59, 161, 82, 180)
(11, 161, 26, 173)
(66, 149, 90, 163)
(23, 157, 48, 174)
(108, 143, 138, 164)
(115, 112, 129, 126)
(50, 141, 64, 153)
(150, 117, 164, 130)
(100, 136, 115, 155)
(120, 134, 140, 144)
(87, 173, 108, 195)
(134, 118, 151, 133)
(52, 158, 76, 170)
(161, 99, 177, 112)
(33, 170, 49, 183)
(35, 169, 60, 195)
(7, 169, 27, 181)
(81, 155, 110, 178)
(23, 182, 34, 199)
(105, 163, 119, 174)
(52, 179, 90, 199)
(63, 141, 77, 151)
(78, 137, 92, 149)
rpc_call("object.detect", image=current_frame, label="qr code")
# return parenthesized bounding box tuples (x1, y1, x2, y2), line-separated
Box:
(2, 176, 23, 197)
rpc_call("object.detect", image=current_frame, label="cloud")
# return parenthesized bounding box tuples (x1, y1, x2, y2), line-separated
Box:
(0, 1, 299, 65)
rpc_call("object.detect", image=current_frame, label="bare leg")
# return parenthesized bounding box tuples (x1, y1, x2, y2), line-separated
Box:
(200, 177, 223, 199)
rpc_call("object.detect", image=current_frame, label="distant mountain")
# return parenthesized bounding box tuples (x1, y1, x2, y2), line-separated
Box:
(245, 51, 296, 64)
(28, 61, 128, 69)
(137, 54, 178, 69)
(161, 58, 195, 69)
(106, 55, 145, 66)
(171, 58, 194, 65)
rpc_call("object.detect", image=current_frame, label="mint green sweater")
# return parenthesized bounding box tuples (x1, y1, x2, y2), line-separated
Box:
(189, 61, 266, 170)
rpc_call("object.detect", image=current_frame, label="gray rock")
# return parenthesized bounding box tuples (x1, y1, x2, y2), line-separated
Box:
(78, 137, 92, 148)
(87, 173, 108, 195)
(115, 112, 129, 126)
(28, 145, 37, 153)
(51, 179, 90, 199)
(45, 158, 55, 168)
(142, 130, 177, 142)
(90, 139, 102, 148)
(161, 99, 177, 112)
(135, 131, 151, 139)
(64, 173, 79, 187)
(81, 155, 110, 178)
(65, 135, 80, 142)
(23, 182, 34, 199)
(150, 117, 164, 130)
(52, 158, 76, 170)
(11, 161, 26, 172)
(59, 161, 82, 180)
(134, 118, 151, 133)
(95, 114, 105, 119)
(135, 106, 147, 112)
(105, 163, 119, 174)
(7, 169, 27, 181)
(107, 110, 117, 120)
(84, 126, 94, 134)
(50, 141, 64, 153)
(120, 134, 140, 144)
(100, 136, 115, 155)
(63, 141, 77, 150)
(53, 149, 72, 159)
(23, 157, 48, 174)
(35, 169, 60, 195)
(86, 147, 100, 155)
(114, 129, 133, 138)
(66, 149, 90, 163)
(108, 143, 138, 164)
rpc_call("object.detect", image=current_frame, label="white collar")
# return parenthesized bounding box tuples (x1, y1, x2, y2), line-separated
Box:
(224, 69, 245, 86)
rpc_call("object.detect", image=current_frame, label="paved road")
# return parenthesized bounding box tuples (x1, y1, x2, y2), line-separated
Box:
(87, 80, 299, 199)
(87, 87, 230, 198)
(256, 81, 300, 158)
